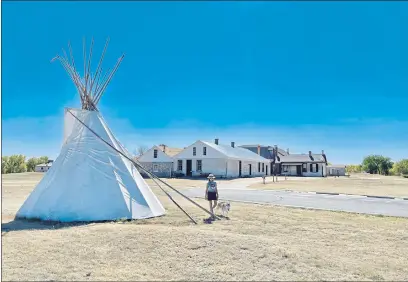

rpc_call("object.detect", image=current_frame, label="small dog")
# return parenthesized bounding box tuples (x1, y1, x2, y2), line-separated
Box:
(216, 201, 231, 217)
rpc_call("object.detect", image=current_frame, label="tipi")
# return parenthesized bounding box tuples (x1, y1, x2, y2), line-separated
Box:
(16, 38, 165, 222)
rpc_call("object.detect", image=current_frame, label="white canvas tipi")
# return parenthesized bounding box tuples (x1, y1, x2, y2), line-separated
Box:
(16, 39, 165, 222)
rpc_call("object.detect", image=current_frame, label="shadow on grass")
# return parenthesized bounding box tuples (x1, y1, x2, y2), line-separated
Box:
(1, 219, 97, 234)
(1, 215, 195, 234)
(202, 214, 230, 224)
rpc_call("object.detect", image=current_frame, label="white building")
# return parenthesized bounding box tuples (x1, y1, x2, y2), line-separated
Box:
(173, 139, 270, 178)
(35, 163, 52, 172)
(326, 165, 347, 176)
(138, 144, 182, 178)
(279, 151, 328, 177)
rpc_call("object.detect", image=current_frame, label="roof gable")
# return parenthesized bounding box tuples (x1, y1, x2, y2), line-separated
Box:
(239, 145, 288, 159)
(172, 140, 226, 159)
(201, 141, 268, 162)
(138, 145, 173, 162)
(280, 154, 326, 163)
(157, 145, 183, 157)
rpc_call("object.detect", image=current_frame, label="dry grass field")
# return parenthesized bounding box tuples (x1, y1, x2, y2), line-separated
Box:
(249, 173, 408, 198)
(2, 173, 408, 281)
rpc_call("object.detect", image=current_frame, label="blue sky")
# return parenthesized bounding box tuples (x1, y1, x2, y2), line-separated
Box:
(2, 1, 408, 164)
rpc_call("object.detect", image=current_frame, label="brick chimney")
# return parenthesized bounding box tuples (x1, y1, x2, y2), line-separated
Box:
(231, 142, 235, 148)
(257, 145, 261, 155)
(321, 150, 325, 155)
(215, 138, 219, 145)
(286, 148, 289, 154)
(162, 144, 166, 153)
(309, 151, 312, 157)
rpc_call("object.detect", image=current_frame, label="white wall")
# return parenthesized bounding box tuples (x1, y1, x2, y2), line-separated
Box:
(281, 165, 298, 176)
(303, 163, 326, 177)
(35, 165, 50, 172)
(229, 160, 269, 178)
(326, 166, 345, 176)
(138, 146, 173, 163)
(174, 141, 226, 159)
(281, 163, 327, 177)
(173, 158, 226, 176)
(173, 141, 269, 178)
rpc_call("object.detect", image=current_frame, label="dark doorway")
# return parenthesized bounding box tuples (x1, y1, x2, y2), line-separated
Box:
(249, 164, 252, 176)
(186, 160, 192, 177)
(296, 165, 302, 176)
(266, 165, 268, 175)
(239, 161, 242, 177)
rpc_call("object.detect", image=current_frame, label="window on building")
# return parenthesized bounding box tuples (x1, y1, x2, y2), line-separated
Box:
(196, 160, 202, 171)
(316, 164, 319, 172)
(262, 163, 265, 172)
(203, 147, 207, 156)
(283, 165, 288, 172)
(153, 164, 159, 172)
(310, 163, 313, 172)
(258, 162, 260, 172)
(310, 164, 318, 173)
(193, 147, 196, 156)
(177, 160, 183, 171)
(302, 164, 307, 172)
(153, 149, 158, 158)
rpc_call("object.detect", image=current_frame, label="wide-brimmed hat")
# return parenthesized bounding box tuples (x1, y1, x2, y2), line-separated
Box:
(207, 174, 215, 179)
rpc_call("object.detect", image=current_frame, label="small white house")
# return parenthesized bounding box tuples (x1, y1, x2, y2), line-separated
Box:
(326, 165, 347, 176)
(138, 144, 182, 178)
(172, 139, 270, 178)
(279, 151, 328, 177)
(35, 163, 52, 172)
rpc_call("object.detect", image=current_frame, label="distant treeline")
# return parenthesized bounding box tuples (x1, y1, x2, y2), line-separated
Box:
(2, 155, 49, 174)
(2, 154, 407, 177)
(346, 155, 408, 176)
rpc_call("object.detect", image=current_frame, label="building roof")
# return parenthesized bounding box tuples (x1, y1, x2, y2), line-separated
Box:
(201, 141, 268, 162)
(280, 154, 327, 163)
(327, 164, 347, 168)
(36, 163, 52, 167)
(239, 145, 288, 159)
(157, 145, 183, 157)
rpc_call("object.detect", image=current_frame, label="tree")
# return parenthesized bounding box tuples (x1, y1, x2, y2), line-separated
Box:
(390, 159, 408, 176)
(26, 156, 50, 172)
(346, 164, 362, 174)
(26, 157, 39, 172)
(2, 155, 27, 174)
(362, 155, 393, 175)
(2, 156, 10, 174)
(38, 156, 49, 164)
(135, 145, 148, 157)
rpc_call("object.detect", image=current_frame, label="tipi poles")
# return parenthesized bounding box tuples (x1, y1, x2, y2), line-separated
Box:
(66, 109, 215, 223)
(140, 166, 220, 220)
(89, 38, 110, 97)
(55, 49, 85, 102)
(93, 54, 125, 106)
(93, 68, 110, 99)
(52, 55, 84, 102)
(86, 38, 94, 94)
(148, 175, 197, 224)
(53, 38, 123, 111)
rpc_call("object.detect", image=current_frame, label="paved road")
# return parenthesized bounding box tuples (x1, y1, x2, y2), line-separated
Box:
(183, 187, 408, 218)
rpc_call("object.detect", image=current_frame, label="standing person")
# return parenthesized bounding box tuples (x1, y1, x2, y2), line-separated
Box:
(205, 174, 218, 219)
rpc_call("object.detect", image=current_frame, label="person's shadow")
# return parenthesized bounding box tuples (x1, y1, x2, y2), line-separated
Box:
(202, 216, 215, 224)
(202, 214, 229, 224)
